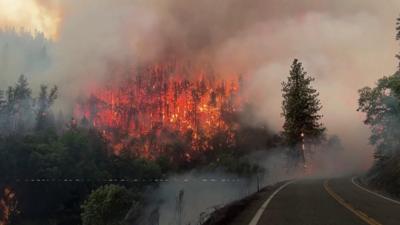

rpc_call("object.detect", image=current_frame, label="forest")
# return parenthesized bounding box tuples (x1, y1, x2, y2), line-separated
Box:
(356, 16, 400, 197)
(0, 73, 280, 225)
(1, 2, 400, 225)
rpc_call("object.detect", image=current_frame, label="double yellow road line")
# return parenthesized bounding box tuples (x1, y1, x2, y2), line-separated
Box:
(324, 180, 382, 225)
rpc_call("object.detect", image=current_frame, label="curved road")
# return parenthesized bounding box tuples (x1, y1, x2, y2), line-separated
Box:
(249, 178, 400, 225)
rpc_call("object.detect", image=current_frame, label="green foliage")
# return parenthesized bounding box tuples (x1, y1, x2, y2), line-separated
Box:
(209, 152, 265, 176)
(396, 16, 400, 66)
(359, 16, 400, 195)
(7, 75, 35, 133)
(358, 72, 400, 161)
(81, 185, 136, 225)
(155, 155, 172, 173)
(0, 74, 280, 224)
(281, 59, 325, 164)
(282, 59, 325, 145)
(59, 129, 112, 179)
(0, 127, 161, 224)
(0, 75, 58, 134)
(0, 89, 5, 107)
(110, 151, 162, 180)
(14, 75, 32, 100)
(367, 154, 400, 197)
(0, 128, 110, 180)
(35, 85, 58, 131)
(396, 16, 400, 40)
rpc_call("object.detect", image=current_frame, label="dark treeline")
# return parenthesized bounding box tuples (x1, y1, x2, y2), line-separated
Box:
(357, 15, 400, 197)
(0, 75, 281, 225)
(0, 75, 57, 134)
(0, 75, 162, 225)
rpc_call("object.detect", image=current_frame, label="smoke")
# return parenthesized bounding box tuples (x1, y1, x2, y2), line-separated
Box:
(2, 2, 400, 224)
(0, 29, 51, 88)
(139, 172, 251, 225)
(135, 141, 359, 225)
(1, 0, 400, 167)
(0, 0, 60, 39)
(136, 151, 293, 225)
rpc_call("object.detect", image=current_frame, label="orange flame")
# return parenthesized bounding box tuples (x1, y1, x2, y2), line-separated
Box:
(76, 61, 242, 159)
(0, 187, 17, 225)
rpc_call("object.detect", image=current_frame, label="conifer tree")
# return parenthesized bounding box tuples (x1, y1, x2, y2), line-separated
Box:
(35, 85, 58, 131)
(0, 89, 5, 131)
(396, 16, 400, 67)
(8, 75, 33, 132)
(281, 59, 325, 166)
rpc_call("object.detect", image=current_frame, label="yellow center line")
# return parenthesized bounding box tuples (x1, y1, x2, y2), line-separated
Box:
(323, 180, 382, 225)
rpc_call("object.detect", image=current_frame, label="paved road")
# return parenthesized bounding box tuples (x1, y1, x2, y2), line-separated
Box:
(251, 178, 400, 225)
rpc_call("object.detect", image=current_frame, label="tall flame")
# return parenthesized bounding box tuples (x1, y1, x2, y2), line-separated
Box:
(75, 60, 242, 159)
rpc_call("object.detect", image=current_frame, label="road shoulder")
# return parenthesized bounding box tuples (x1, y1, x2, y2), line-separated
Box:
(353, 176, 400, 204)
(329, 177, 400, 225)
(203, 181, 288, 225)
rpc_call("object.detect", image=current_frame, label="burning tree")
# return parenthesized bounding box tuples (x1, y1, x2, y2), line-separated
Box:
(281, 59, 325, 168)
(75, 60, 242, 161)
(0, 187, 18, 225)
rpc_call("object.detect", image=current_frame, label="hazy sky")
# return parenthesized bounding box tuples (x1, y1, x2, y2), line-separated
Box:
(1, 0, 400, 167)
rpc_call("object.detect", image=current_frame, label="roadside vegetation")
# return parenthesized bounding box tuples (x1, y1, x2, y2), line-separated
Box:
(281, 59, 326, 168)
(357, 16, 400, 197)
(0, 75, 279, 225)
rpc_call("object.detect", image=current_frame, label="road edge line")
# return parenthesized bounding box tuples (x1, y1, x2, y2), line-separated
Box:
(351, 177, 400, 205)
(324, 180, 382, 225)
(248, 180, 294, 225)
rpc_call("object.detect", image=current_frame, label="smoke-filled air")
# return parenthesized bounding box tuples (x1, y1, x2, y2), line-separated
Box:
(1, 1, 400, 225)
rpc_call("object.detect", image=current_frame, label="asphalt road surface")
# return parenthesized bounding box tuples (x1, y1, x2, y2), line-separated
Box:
(249, 177, 400, 225)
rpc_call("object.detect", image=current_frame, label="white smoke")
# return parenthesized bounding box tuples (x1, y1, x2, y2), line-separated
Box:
(137, 151, 293, 225)
(1, 0, 399, 178)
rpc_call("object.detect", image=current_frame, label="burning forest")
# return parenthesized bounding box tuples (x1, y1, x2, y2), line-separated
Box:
(74, 60, 243, 160)
(2, 1, 397, 225)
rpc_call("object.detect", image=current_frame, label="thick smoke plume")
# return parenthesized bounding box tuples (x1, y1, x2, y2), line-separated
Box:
(1, 0, 400, 174)
(1, 1, 399, 224)
(136, 151, 291, 225)
(135, 144, 359, 225)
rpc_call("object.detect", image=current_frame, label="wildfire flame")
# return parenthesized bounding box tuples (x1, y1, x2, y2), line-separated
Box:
(0, 187, 17, 225)
(76, 60, 242, 159)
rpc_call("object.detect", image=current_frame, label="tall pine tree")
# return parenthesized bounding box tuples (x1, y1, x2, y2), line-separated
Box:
(35, 85, 58, 131)
(0, 89, 5, 130)
(282, 59, 325, 166)
(0, 89, 4, 111)
(396, 16, 400, 67)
